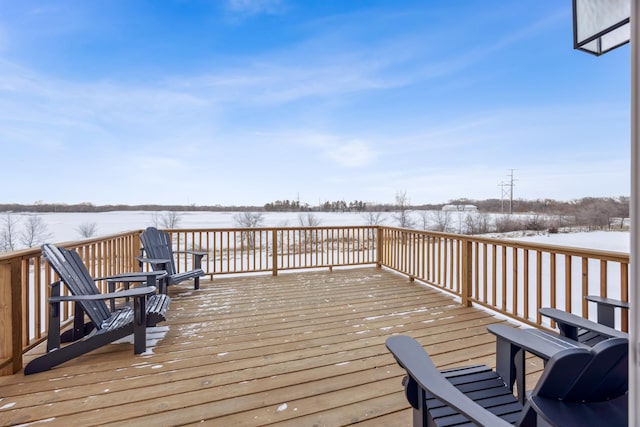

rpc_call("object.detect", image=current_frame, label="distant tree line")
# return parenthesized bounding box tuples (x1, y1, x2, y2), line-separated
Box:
(440, 197, 629, 230)
(0, 203, 263, 213)
(0, 197, 629, 224)
(263, 200, 310, 212)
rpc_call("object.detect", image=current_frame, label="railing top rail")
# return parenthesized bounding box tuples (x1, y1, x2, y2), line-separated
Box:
(0, 229, 144, 261)
(165, 225, 378, 233)
(0, 226, 627, 262)
(380, 226, 628, 262)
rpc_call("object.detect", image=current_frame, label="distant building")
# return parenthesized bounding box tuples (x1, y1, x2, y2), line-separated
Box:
(442, 204, 478, 212)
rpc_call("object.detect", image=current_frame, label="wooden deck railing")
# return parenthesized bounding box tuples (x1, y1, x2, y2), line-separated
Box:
(0, 225, 630, 376)
(165, 226, 378, 275)
(379, 227, 630, 331)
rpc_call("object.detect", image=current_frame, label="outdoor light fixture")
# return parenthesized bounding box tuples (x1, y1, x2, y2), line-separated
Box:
(573, 0, 630, 55)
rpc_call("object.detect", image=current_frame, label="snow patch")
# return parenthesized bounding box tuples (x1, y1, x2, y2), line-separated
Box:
(15, 418, 56, 426)
(112, 326, 169, 355)
(277, 403, 288, 412)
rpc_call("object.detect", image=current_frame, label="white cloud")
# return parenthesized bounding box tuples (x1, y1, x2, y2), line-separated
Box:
(328, 140, 377, 168)
(226, 0, 286, 16)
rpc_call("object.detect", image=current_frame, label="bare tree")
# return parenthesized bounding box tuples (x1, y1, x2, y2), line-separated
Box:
(418, 210, 430, 230)
(150, 211, 183, 229)
(77, 222, 98, 238)
(298, 213, 321, 227)
(0, 213, 20, 252)
(21, 215, 53, 247)
(431, 210, 451, 232)
(233, 212, 265, 228)
(234, 212, 265, 250)
(362, 211, 385, 226)
(393, 191, 415, 228)
(493, 215, 527, 233)
(150, 212, 161, 228)
(298, 213, 321, 246)
(361, 211, 385, 247)
(463, 213, 490, 235)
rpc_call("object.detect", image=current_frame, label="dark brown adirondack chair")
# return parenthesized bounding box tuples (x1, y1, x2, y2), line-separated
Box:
(138, 226, 207, 293)
(24, 244, 171, 375)
(386, 332, 628, 427)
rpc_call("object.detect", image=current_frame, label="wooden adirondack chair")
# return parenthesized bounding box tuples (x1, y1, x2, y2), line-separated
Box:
(138, 226, 207, 293)
(386, 333, 628, 427)
(24, 244, 171, 375)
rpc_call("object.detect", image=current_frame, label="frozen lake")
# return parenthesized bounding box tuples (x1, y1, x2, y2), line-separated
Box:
(2, 210, 630, 254)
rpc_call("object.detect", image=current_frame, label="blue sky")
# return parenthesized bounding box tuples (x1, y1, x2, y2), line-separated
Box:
(0, 0, 631, 207)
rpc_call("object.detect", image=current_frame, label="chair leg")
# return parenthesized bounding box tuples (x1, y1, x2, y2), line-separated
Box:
(25, 328, 132, 374)
(133, 297, 147, 354)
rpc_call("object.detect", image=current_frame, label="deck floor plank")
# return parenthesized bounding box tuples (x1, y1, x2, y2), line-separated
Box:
(0, 267, 544, 426)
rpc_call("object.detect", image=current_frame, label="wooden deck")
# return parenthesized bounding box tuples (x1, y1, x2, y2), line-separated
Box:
(0, 267, 543, 426)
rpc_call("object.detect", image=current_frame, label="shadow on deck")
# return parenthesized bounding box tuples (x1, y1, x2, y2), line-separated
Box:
(0, 267, 543, 426)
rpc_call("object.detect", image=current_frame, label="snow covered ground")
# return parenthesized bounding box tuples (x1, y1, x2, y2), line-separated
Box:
(4, 210, 630, 254)
(507, 230, 629, 253)
(18, 210, 377, 244)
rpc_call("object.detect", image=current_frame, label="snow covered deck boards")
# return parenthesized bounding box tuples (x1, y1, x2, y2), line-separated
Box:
(0, 267, 544, 426)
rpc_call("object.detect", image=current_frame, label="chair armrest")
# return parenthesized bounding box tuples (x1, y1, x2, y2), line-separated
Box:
(175, 250, 208, 257)
(95, 271, 167, 282)
(136, 256, 171, 264)
(49, 286, 156, 303)
(585, 296, 629, 328)
(385, 335, 512, 427)
(488, 324, 587, 359)
(174, 250, 207, 269)
(585, 295, 630, 310)
(539, 308, 627, 340)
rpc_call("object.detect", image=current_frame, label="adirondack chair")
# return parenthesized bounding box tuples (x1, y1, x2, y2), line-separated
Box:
(138, 226, 207, 293)
(386, 333, 628, 427)
(24, 244, 171, 375)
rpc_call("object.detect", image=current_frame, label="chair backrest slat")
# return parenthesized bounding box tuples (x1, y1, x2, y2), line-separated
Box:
(140, 227, 177, 275)
(534, 337, 628, 402)
(42, 244, 111, 327)
(563, 337, 628, 401)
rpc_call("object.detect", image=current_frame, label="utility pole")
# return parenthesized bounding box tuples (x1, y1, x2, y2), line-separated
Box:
(507, 169, 517, 214)
(499, 181, 509, 213)
(498, 170, 517, 214)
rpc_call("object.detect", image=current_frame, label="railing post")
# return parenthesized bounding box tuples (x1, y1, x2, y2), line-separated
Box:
(0, 259, 23, 375)
(461, 240, 473, 307)
(272, 229, 278, 276)
(376, 226, 383, 269)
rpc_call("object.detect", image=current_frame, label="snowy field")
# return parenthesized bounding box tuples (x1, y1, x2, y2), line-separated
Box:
(19, 211, 378, 244)
(3, 210, 631, 254)
(507, 230, 629, 253)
